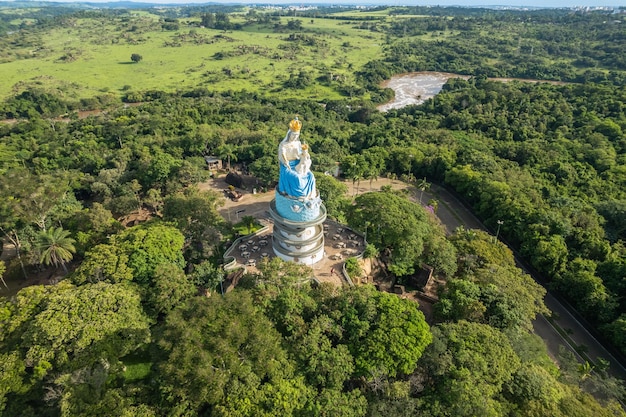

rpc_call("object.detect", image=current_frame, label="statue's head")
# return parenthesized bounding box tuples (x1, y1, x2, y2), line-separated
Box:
(289, 117, 302, 134)
(288, 131, 300, 141)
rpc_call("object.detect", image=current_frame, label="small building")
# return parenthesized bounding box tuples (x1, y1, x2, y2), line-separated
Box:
(204, 156, 223, 171)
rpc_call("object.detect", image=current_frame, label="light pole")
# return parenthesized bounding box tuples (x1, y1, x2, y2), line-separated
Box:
(494, 220, 504, 243)
(235, 209, 245, 220)
(418, 177, 429, 205)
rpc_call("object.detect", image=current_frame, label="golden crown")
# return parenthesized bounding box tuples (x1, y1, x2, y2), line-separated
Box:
(289, 117, 302, 132)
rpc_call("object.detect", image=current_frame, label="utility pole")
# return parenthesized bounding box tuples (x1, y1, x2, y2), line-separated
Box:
(494, 220, 504, 243)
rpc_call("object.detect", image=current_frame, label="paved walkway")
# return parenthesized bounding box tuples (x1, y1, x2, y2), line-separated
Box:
(200, 175, 373, 286)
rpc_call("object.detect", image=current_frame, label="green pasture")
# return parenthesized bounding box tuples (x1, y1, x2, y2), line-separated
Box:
(331, 9, 429, 19)
(9, 17, 36, 25)
(1, 8, 40, 16)
(127, 10, 162, 19)
(331, 9, 393, 17)
(0, 15, 385, 101)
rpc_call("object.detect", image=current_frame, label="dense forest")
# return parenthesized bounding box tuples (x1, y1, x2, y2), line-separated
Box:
(1, 4, 625, 416)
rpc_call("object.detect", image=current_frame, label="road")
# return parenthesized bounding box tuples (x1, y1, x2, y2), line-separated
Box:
(420, 182, 626, 381)
(204, 174, 626, 381)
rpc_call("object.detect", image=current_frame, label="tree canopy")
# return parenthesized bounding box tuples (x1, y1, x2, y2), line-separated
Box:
(0, 5, 624, 415)
(348, 190, 456, 277)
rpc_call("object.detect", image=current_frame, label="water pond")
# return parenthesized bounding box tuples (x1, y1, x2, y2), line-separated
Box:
(377, 72, 469, 112)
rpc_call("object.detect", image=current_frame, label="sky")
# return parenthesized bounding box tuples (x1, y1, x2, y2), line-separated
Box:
(36, 0, 626, 6)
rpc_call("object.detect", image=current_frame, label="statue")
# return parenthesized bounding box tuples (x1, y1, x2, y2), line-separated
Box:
(270, 117, 326, 265)
(277, 117, 317, 199)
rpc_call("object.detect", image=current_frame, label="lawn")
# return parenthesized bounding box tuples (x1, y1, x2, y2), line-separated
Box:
(0, 14, 385, 101)
(122, 355, 152, 382)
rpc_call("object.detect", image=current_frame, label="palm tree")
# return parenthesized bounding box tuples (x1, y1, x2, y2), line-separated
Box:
(240, 215, 256, 234)
(416, 177, 431, 205)
(37, 226, 76, 274)
(216, 143, 238, 171)
(366, 169, 379, 192)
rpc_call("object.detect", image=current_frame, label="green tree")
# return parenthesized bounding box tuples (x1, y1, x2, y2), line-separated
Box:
(138, 148, 181, 190)
(154, 292, 310, 415)
(526, 234, 568, 277)
(255, 256, 315, 290)
(348, 191, 448, 277)
(68, 203, 122, 255)
(437, 262, 547, 331)
(505, 363, 563, 410)
(363, 243, 379, 259)
(214, 12, 231, 30)
(71, 244, 133, 285)
(249, 155, 278, 187)
(189, 260, 224, 295)
(554, 258, 616, 321)
(0, 351, 25, 414)
(450, 227, 516, 272)
(419, 321, 521, 417)
(344, 257, 362, 280)
(416, 177, 431, 205)
(201, 12, 215, 28)
(435, 279, 486, 323)
(110, 223, 185, 286)
(361, 146, 389, 191)
(18, 282, 150, 372)
(36, 226, 76, 274)
(286, 19, 302, 30)
(216, 143, 238, 171)
(0, 282, 150, 415)
(315, 173, 350, 222)
(305, 388, 367, 417)
(3, 170, 70, 231)
(240, 215, 256, 234)
(332, 286, 432, 378)
(148, 263, 196, 316)
(340, 154, 368, 198)
(130, 53, 142, 63)
(474, 265, 547, 330)
(0, 261, 6, 289)
(601, 314, 626, 354)
(162, 187, 224, 259)
(0, 169, 70, 277)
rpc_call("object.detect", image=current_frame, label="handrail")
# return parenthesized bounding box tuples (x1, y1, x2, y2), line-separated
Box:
(222, 225, 270, 271)
(341, 261, 355, 287)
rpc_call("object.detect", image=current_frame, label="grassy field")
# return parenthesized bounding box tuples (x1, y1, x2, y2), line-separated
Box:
(0, 14, 385, 101)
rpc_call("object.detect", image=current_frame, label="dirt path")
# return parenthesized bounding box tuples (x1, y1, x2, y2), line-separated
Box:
(0, 240, 16, 262)
(198, 175, 411, 222)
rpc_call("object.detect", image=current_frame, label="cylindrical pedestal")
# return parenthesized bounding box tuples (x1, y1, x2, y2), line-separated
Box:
(269, 197, 326, 266)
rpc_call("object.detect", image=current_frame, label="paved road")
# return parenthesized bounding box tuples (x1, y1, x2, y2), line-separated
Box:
(423, 183, 626, 381)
